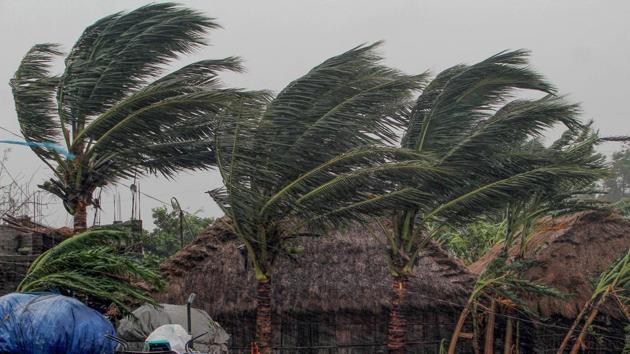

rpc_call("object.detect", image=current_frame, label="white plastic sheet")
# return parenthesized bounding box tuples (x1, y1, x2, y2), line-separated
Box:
(145, 324, 191, 354)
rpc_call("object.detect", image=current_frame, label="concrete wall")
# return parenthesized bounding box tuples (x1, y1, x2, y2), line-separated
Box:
(0, 255, 37, 295)
(1, 226, 38, 295)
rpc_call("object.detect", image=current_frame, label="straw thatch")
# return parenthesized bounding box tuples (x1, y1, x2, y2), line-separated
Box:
(157, 218, 474, 316)
(469, 211, 630, 319)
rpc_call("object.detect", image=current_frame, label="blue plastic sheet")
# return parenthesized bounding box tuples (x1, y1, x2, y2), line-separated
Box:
(0, 293, 117, 354)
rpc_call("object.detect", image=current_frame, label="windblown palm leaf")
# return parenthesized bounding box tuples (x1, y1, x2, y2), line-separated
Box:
(10, 3, 250, 230)
(17, 228, 164, 316)
(303, 52, 605, 253)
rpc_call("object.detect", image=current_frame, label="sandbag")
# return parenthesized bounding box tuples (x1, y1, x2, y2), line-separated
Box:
(117, 303, 229, 353)
(0, 293, 116, 354)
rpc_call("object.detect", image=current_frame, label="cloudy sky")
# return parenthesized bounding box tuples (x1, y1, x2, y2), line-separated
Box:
(0, 0, 628, 229)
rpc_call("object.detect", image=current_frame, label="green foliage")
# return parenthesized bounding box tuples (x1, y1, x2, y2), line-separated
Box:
(209, 42, 431, 280)
(453, 126, 609, 325)
(144, 206, 214, 259)
(613, 199, 630, 218)
(10, 3, 252, 219)
(17, 228, 164, 316)
(602, 147, 630, 202)
(435, 220, 505, 264)
(377, 50, 607, 278)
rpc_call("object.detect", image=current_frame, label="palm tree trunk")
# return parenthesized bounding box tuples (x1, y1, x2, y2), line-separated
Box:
(387, 275, 409, 354)
(484, 299, 497, 354)
(256, 279, 273, 354)
(448, 299, 473, 354)
(73, 199, 88, 233)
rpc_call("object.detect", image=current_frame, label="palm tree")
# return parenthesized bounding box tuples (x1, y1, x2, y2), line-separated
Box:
(294, 50, 605, 353)
(208, 42, 435, 353)
(18, 228, 164, 316)
(447, 127, 607, 354)
(10, 3, 247, 232)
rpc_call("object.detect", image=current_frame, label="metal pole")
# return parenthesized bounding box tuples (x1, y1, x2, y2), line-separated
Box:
(187, 293, 196, 348)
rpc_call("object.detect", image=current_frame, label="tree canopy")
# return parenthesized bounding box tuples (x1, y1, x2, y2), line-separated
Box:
(11, 3, 251, 230)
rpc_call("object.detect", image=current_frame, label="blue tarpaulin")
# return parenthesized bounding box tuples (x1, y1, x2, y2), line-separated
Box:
(0, 293, 117, 354)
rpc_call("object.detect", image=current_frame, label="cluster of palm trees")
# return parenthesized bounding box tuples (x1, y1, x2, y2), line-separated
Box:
(11, 3, 608, 353)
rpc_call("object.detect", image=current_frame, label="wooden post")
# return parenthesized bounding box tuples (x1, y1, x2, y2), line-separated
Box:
(484, 299, 497, 354)
(503, 315, 513, 354)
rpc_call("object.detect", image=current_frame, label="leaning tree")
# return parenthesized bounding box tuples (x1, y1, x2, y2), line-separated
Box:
(211, 47, 605, 353)
(10, 3, 248, 232)
(447, 126, 608, 354)
(209, 43, 439, 353)
(291, 50, 606, 353)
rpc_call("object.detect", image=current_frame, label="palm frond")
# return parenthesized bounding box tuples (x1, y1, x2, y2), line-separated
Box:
(403, 49, 554, 155)
(440, 96, 581, 166)
(58, 3, 221, 126)
(10, 43, 63, 150)
(252, 42, 427, 190)
(18, 229, 163, 316)
(423, 162, 606, 225)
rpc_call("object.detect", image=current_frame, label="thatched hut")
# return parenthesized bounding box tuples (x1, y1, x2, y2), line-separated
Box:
(157, 218, 475, 353)
(469, 211, 630, 353)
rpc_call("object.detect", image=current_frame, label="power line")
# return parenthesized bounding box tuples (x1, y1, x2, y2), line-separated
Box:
(0, 125, 23, 139)
(0, 125, 174, 209)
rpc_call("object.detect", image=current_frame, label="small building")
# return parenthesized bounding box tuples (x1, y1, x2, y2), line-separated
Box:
(469, 211, 630, 353)
(157, 218, 475, 353)
(0, 215, 143, 296)
(0, 215, 72, 295)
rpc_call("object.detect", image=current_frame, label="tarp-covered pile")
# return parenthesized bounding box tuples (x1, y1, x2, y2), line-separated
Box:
(117, 303, 229, 353)
(0, 293, 116, 354)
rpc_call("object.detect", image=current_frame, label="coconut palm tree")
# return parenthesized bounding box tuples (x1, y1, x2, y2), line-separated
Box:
(447, 127, 608, 354)
(10, 3, 247, 232)
(289, 50, 606, 353)
(208, 42, 436, 353)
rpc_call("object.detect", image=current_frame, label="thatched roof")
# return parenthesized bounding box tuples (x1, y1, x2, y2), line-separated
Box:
(157, 218, 474, 316)
(469, 211, 630, 319)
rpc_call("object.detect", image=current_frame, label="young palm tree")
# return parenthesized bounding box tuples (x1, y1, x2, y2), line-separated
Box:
(292, 50, 605, 353)
(10, 3, 247, 232)
(17, 228, 164, 316)
(209, 43, 436, 353)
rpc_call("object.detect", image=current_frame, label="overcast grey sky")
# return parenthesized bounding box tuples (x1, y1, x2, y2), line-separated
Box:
(0, 0, 628, 229)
